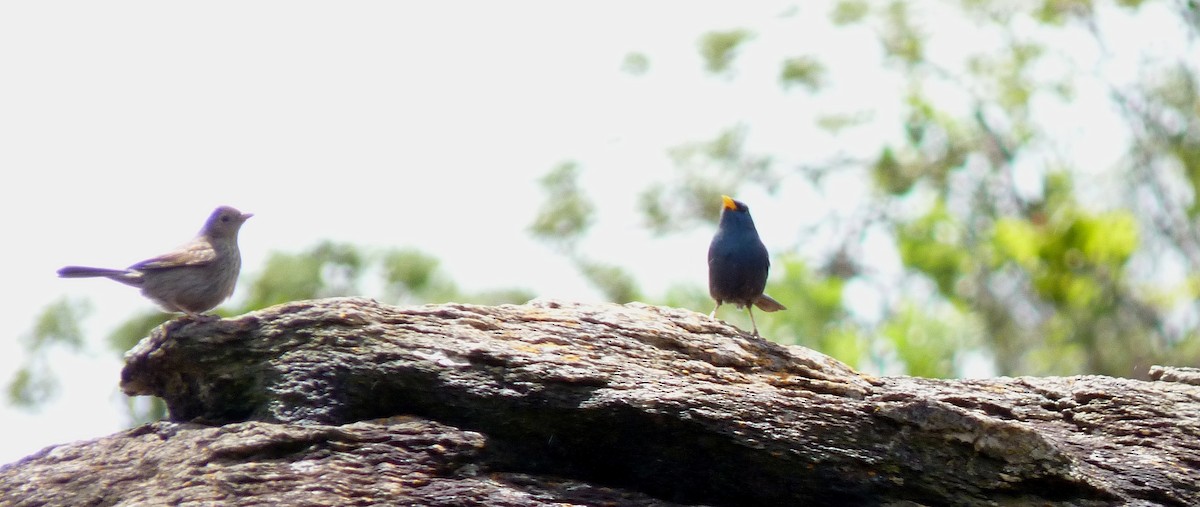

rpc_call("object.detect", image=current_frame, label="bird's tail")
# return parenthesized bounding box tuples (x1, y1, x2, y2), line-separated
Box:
(753, 294, 786, 312)
(57, 266, 132, 279)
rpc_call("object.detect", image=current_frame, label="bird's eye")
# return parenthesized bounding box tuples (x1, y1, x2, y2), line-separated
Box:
(221, 216, 231, 222)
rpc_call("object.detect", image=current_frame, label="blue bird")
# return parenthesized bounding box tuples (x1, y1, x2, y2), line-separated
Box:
(708, 195, 785, 336)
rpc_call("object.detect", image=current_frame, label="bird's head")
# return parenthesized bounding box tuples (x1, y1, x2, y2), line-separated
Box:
(717, 195, 758, 232)
(203, 206, 253, 238)
(721, 195, 750, 214)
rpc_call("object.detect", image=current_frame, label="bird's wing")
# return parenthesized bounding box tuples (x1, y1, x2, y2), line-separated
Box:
(130, 239, 217, 270)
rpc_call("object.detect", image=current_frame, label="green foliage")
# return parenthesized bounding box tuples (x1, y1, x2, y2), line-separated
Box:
(661, 284, 713, 314)
(7, 298, 91, 408)
(27, 298, 89, 350)
(640, 127, 774, 234)
(381, 248, 460, 303)
(698, 29, 753, 75)
(621, 52, 650, 75)
(760, 257, 865, 363)
(577, 260, 642, 304)
(383, 249, 440, 293)
(1035, 0, 1097, 25)
(873, 94, 973, 197)
(547, 0, 1199, 380)
(1028, 210, 1137, 308)
(1134, 65, 1200, 215)
(517, 0, 1200, 379)
(123, 397, 167, 427)
(882, 165, 1145, 375)
(872, 147, 915, 195)
(880, 1, 925, 66)
(99, 310, 173, 424)
(966, 41, 1046, 113)
(7, 368, 55, 409)
(529, 161, 595, 251)
(898, 201, 968, 296)
(991, 218, 1040, 268)
(637, 183, 676, 235)
(107, 313, 170, 355)
(816, 112, 871, 133)
(529, 162, 643, 303)
(464, 288, 538, 306)
(246, 251, 325, 307)
(242, 240, 366, 309)
(779, 56, 825, 92)
(770, 257, 847, 342)
(882, 304, 980, 378)
(830, 0, 870, 25)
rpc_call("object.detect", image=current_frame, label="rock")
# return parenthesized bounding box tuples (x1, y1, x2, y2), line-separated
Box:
(3, 297, 1198, 505)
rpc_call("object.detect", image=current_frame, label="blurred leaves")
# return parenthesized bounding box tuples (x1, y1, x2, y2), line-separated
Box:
(531, 161, 643, 303)
(242, 241, 365, 309)
(107, 313, 170, 356)
(530, 161, 596, 252)
(780, 56, 826, 92)
(758, 257, 863, 360)
(898, 200, 968, 296)
(577, 260, 642, 304)
(641, 126, 775, 234)
(7, 368, 55, 409)
(831, 0, 871, 25)
(882, 304, 981, 378)
(542, 0, 1200, 380)
(880, 1, 925, 66)
(8, 298, 90, 408)
(621, 52, 650, 76)
(699, 29, 754, 75)
(26, 298, 89, 351)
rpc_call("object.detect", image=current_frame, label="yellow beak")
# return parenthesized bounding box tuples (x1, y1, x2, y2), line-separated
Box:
(721, 195, 737, 211)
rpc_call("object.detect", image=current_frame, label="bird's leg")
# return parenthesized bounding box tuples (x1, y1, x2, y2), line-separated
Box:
(747, 306, 759, 337)
(710, 302, 721, 318)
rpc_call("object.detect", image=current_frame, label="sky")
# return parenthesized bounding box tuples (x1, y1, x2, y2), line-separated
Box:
(0, 1, 1187, 465)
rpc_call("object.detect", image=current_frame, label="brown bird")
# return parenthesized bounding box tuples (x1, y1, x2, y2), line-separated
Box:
(58, 206, 252, 317)
(708, 195, 785, 336)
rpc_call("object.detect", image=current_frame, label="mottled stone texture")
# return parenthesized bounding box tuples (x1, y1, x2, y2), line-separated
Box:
(2, 298, 1198, 506)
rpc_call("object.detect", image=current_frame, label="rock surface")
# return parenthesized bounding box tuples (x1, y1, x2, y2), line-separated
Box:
(2, 297, 1198, 506)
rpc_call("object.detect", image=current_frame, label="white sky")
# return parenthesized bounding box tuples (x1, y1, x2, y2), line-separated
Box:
(0, 1, 1188, 465)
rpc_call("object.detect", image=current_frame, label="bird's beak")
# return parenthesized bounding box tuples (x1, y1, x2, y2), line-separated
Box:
(721, 195, 737, 211)
(241, 213, 254, 221)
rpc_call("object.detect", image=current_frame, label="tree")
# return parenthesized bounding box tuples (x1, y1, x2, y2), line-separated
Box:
(534, 0, 1200, 377)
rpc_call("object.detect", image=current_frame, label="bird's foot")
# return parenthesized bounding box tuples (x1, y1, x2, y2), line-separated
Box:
(182, 312, 220, 323)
